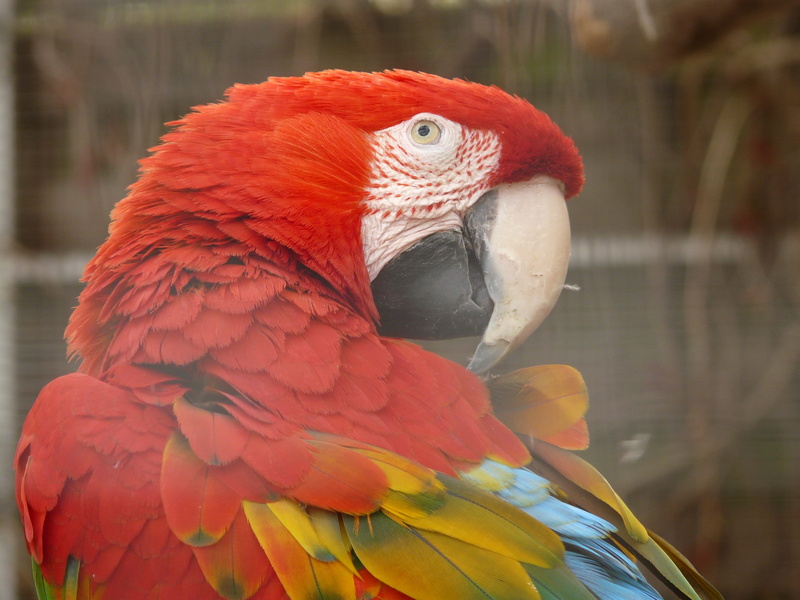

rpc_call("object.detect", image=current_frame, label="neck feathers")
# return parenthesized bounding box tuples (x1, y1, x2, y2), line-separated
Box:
(68, 105, 378, 374)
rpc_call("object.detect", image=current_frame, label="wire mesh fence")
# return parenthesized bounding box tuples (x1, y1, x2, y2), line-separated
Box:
(6, 1, 800, 598)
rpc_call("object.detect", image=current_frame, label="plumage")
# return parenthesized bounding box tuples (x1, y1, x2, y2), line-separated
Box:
(15, 70, 721, 600)
(160, 433, 242, 545)
(244, 500, 360, 600)
(344, 512, 542, 600)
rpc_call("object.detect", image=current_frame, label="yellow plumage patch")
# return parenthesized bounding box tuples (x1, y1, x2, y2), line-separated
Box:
(257, 499, 337, 562)
(307, 508, 359, 575)
(244, 501, 356, 600)
(396, 475, 563, 568)
(344, 511, 541, 600)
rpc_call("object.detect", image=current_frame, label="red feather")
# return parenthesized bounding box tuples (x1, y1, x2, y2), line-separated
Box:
(205, 277, 286, 314)
(149, 289, 205, 331)
(209, 327, 282, 372)
(139, 328, 207, 365)
(182, 307, 254, 350)
(266, 322, 343, 394)
(161, 434, 242, 546)
(172, 397, 250, 465)
(287, 440, 387, 513)
(253, 298, 311, 334)
(238, 434, 314, 491)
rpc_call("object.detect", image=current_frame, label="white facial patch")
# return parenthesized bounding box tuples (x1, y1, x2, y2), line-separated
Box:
(361, 113, 501, 279)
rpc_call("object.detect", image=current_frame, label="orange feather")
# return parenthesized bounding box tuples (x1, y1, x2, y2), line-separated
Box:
(488, 365, 590, 450)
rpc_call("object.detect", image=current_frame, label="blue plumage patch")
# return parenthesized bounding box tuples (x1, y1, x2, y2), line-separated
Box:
(461, 459, 663, 600)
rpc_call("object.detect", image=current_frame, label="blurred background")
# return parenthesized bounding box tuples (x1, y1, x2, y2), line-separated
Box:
(3, 0, 800, 598)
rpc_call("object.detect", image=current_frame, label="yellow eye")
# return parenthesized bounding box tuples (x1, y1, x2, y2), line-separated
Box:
(410, 120, 441, 145)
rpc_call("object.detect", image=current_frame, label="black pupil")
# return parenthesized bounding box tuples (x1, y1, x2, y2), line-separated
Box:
(418, 124, 431, 137)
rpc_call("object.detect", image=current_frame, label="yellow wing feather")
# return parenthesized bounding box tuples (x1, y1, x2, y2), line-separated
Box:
(396, 475, 564, 568)
(344, 511, 542, 600)
(244, 501, 356, 600)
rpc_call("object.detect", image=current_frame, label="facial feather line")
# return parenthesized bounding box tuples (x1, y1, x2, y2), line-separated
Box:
(361, 113, 501, 279)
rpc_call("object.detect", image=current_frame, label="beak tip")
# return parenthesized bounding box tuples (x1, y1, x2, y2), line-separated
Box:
(467, 340, 510, 375)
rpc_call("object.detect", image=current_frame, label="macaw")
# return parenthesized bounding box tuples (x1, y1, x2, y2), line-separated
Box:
(15, 70, 722, 600)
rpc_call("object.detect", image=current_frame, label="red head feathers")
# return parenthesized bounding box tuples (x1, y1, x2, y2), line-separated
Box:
(67, 70, 582, 374)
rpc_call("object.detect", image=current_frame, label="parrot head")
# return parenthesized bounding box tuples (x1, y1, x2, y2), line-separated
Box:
(73, 70, 582, 374)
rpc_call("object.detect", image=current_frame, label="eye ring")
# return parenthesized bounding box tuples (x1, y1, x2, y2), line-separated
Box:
(409, 119, 441, 145)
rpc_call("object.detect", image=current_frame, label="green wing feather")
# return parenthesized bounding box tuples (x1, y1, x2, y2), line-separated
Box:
(488, 366, 723, 600)
(523, 563, 599, 600)
(646, 530, 725, 600)
(32, 561, 56, 600)
(530, 441, 723, 600)
(32, 557, 81, 600)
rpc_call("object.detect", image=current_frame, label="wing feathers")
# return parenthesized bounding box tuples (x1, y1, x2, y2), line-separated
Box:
(531, 442, 648, 543)
(530, 442, 723, 600)
(344, 512, 541, 600)
(244, 501, 355, 600)
(172, 396, 250, 466)
(307, 507, 359, 575)
(643, 531, 724, 600)
(288, 441, 388, 513)
(400, 475, 564, 568)
(253, 499, 336, 562)
(19, 365, 719, 600)
(242, 440, 581, 600)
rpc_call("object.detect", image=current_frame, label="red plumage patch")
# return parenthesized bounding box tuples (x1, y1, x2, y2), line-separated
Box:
(149, 289, 205, 331)
(253, 298, 311, 334)
(173, 397, 250, 465)
(108, 518, 211, 599)
(208, 327, 282, 372)
(139, 328, 208, 365)
(288, 440, 388, 514)
(239, 433, 313, 491)
(158, 244, 230, 273)
(212, 460, 278, 505)
(15, 374, 175, 587)
(204, 277, 285, 314)
(340, 335, 393, 381)
(105, 364, 190, 406)
(266, 322, 343, 394)
(182, 308, 254, 350)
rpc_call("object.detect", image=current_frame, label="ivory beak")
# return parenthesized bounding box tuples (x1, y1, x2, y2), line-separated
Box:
(466, 176, 571, 374)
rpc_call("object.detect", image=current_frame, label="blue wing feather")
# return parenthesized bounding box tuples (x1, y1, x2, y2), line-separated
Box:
(462, 460, 662, 600)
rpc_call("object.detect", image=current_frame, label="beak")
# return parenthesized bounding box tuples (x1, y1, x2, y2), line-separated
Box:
(465, 176, 570, 373)
(371, 176, 570, 373)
